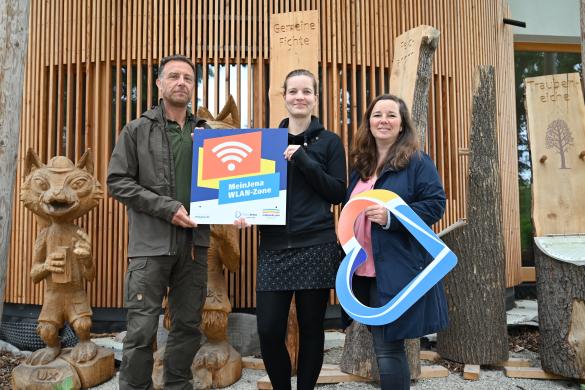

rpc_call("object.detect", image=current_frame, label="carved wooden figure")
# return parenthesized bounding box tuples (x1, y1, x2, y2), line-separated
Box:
(13, 149, 114, 389)
(20, 149, 102, 365)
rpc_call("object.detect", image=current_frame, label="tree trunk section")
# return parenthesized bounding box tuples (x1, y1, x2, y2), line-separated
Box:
(410, 29, 440, 150)
(436, 66, 508, 364)
(0, 1, 30, 320)
(339, 322, 379, 380)
(535, 246, 585, 379)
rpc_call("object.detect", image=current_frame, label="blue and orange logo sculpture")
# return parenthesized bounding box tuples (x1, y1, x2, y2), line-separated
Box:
(336, 189, 457, 326)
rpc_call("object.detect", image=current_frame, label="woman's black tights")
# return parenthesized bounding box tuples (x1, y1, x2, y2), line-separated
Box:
(256, 289, 330, 390)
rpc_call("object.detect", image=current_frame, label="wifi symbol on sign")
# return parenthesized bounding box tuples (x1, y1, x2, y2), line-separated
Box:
(212, 141, 254, 172)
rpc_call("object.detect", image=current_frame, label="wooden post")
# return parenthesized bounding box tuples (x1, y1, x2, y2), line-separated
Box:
(0, 0, 30, 320)
(436, 66, 509, 364)
(340, 25, 440, 382)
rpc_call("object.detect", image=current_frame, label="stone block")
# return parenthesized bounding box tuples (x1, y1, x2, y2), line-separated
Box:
(227, 313, 260, 357)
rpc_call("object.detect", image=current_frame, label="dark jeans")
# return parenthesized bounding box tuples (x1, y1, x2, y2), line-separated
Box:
(352, 275, 410, 390)
(119, 242, 208, 390)
(256, 289, 330, 390)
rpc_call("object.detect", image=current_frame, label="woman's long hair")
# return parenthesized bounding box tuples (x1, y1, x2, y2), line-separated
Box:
(350, 94, 419, 180)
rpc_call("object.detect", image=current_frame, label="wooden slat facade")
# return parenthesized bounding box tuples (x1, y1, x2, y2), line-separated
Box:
(7, 0, 521, 309)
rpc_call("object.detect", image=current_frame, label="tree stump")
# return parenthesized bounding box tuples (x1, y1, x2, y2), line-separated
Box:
(436, 66, 508, 364)
(339, 322, 379, 380)
(535, 236, 585, 379)
(339, 323, 421, 381)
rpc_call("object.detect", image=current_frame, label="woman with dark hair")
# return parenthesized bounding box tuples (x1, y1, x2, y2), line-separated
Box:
(345, 94, 448, 389)
(237, 69, 346, 389)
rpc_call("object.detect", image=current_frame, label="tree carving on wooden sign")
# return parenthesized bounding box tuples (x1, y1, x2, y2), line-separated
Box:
(545, 119, 574, 169)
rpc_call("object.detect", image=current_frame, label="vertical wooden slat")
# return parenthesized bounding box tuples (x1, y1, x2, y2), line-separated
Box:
(136, 0, 143, 117)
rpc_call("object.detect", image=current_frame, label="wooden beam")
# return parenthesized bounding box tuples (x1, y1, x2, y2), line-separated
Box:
(419, 350, 440, 362)
(242, 357, 265, 370)
(496, 358, 531, 368)
(420, 365, 449, 379)
(520, 266, 536, 282)
(514, 41, 580, 53)
(505, 366, 566, 380)
(463, 364, 480, 380)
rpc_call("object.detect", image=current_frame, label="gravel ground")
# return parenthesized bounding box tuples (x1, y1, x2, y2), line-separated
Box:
(2, 327, 582, 390)
(88, 347, 580, 390)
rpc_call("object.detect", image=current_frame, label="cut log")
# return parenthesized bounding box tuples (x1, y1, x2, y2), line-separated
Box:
(405, 338, 421, 379)
(436, 66, 508, 364)
(535, 240, 585, 379)
(339, 321, 379, 380)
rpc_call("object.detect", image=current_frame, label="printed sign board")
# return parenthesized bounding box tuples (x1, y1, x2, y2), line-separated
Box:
(190, 128, 288, 225)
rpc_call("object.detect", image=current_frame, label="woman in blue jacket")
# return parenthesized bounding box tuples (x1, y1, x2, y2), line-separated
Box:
(346, 94, 448, 389)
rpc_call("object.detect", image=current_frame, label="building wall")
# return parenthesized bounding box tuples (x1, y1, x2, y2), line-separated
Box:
(7, 0, 521, 309)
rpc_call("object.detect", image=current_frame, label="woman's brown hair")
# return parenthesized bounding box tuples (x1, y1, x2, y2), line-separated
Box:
(350, 94, 419, 180)
(282, 69, 318, 94)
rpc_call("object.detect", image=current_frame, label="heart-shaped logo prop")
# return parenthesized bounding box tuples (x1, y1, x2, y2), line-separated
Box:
(336, 189, 457, 325)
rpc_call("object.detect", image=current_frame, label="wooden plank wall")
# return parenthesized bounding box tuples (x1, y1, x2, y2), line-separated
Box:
(7, 0, 521, 309)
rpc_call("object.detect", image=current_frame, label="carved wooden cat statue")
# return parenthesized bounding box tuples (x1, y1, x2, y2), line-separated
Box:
(20, 149, 102, 365)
